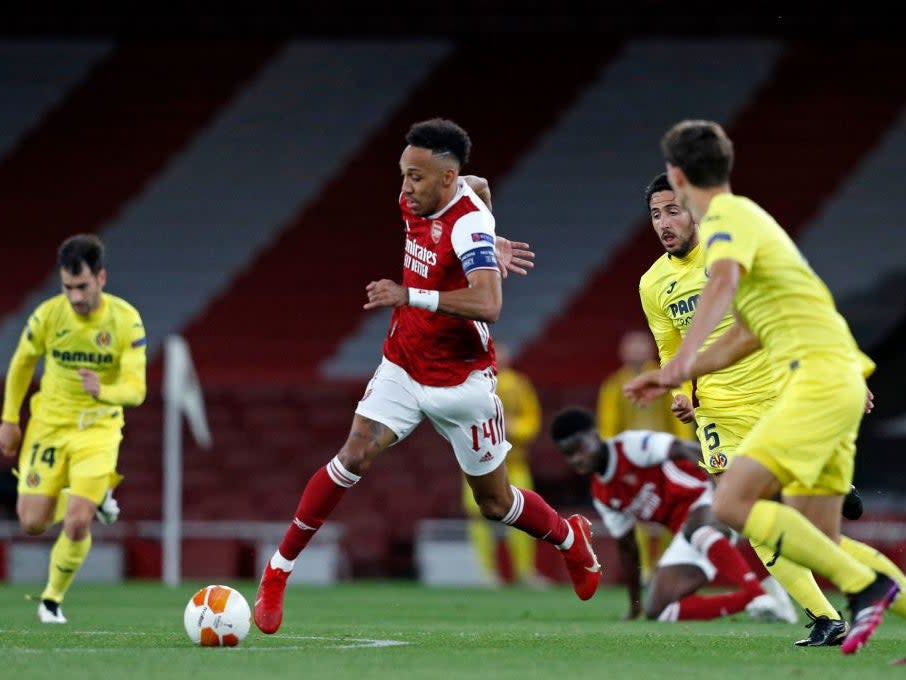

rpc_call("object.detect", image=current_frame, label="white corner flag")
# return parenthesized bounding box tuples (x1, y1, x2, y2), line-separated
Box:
(162, 334, 213, 585)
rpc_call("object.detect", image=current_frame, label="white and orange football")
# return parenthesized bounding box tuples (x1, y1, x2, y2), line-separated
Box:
(183, 584, 251, 647)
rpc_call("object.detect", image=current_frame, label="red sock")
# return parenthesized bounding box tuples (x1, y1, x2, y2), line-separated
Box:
(739, 539, 771, 580)
(691, 527, 764, 595)
(278, 457, 359, 561)
(502, 487, 569, 545)
(674, 590, 755, 620)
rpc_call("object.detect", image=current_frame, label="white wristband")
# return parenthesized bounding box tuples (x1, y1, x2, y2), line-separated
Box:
(408, 288, 439, 312)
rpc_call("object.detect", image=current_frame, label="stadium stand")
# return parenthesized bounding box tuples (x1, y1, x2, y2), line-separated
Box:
(1, 37, 905, 580)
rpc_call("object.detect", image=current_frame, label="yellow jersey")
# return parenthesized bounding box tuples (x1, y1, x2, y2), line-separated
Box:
(701, 194, 871, 374)
(639, 241, 777, 407)
(496, 367, 541, 465)
(597, 362, 691, 438)
(2, 292, 147, 429)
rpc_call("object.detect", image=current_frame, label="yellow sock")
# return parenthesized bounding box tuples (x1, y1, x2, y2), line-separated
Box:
(635, 524, 653, 582)
(656, 529, 673, 562)
(840, 536, 906, 618)
(751, 540, 837, 618)
(467, 520, 498, 581)
(742, 500, 874, 594)
(507, 527, 536, 581)
(41, 531, 92, 603)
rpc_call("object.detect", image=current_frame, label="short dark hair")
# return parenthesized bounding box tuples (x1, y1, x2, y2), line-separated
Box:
(660, 119, 734, 188)
(405, 118, 471, 167)
(645, 172, 672, 209)
(550, 407, 596, 444)
(58, 234, 105, 275)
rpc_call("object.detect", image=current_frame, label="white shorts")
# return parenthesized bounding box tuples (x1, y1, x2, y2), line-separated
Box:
(657, 531, 717, 582)
(355, 357, 512, 476)
(654, 486, 717, 580)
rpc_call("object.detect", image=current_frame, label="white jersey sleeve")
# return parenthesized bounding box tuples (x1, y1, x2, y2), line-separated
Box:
(592, 497, 635, 539)
(451, 204, 498, 275)
(616, 430, 675, 468)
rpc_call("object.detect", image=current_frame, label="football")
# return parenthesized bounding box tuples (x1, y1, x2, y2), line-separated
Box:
(183, 584, 251, 647)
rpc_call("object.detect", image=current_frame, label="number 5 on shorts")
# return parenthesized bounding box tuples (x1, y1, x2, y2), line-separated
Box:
(702, 424, 721, 451)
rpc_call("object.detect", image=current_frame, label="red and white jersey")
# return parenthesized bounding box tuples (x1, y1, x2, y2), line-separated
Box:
(590, 431, 711, 538)
(383, 178, 499, 387)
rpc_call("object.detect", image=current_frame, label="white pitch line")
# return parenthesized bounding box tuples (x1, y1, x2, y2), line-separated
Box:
(0, 630, 409, 651)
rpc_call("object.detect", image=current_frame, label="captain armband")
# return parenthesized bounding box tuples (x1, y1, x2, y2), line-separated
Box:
(407, 288, 440, 312)
(461, 246, 497, 274)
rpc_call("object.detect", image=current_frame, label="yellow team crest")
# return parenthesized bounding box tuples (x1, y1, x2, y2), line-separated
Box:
(95, 331, 112, 348)
(708, 452, 728, 470)
(26, 471, 41, 487)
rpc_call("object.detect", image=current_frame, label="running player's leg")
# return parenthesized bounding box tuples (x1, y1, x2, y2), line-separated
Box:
(504, 460, 541, 585)
(41, 428, 121, 622)
(785, 492, 906, 619)
(438, 369, 600, 600)
(702, 410, 841, 624)
(256, 359, 420, 634)
(15, 420, 64, 536)
(712, 456, 896, 654)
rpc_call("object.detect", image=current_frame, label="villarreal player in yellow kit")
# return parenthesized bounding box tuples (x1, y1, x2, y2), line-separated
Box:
(639, 171, 906, 643)
(0, 234, 146, 623)
(626, 120, 901, 654)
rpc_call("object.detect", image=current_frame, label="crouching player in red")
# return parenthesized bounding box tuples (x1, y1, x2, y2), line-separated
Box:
(551, 407, 793, 622)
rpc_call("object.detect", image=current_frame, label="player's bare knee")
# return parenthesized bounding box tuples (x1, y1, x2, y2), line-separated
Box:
(337, 446, 370, 475)
(337, 436, 383, 475)
(477, 497, 509, 521)
(710, 495, 745, 531)
(17, 504, 51, 535)
(64, 520, 91, 541)
(19, 518, 49, 536)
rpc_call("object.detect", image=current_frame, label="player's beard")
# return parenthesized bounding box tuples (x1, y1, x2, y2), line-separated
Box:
(669, 235, 695, 258)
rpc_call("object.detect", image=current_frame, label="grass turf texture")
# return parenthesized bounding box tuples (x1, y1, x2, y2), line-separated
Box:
(2, 582, 904, 679)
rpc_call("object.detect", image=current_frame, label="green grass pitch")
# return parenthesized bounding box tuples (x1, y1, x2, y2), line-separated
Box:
(2, 581, 904, 679)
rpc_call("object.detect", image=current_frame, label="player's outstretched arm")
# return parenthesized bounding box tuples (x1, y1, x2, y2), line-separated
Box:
(364, 269, 502, 323)
(660, 259, 740, 386)
(623, 369, 670, 407)
(495, 236, 535, 278)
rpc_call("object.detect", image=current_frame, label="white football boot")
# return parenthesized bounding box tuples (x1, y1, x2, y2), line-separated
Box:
(37, 600, 67, 624)
(95, 489, 120, 526)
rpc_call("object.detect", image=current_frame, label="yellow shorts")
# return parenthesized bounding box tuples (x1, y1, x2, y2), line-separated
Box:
(739, 357, 865, 496)
(462, 458, 533, 518)
(694, 404, 767, 474)
(17, 419, 122, 505)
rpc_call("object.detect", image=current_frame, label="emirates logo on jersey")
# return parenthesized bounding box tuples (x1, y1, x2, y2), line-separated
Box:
(95, 331, 112, 348)
(430, 220, 443, 244)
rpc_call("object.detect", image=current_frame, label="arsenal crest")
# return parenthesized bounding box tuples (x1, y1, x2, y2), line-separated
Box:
(430, 220, 443, 244)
